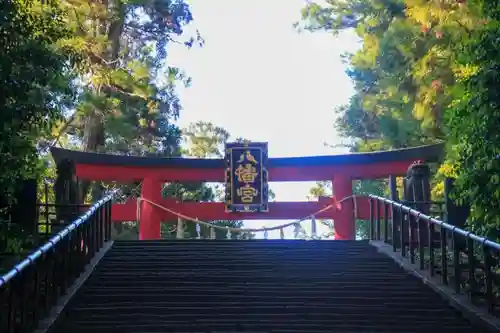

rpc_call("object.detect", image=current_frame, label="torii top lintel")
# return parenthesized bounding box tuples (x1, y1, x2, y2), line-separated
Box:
(50, 144, 443, 182)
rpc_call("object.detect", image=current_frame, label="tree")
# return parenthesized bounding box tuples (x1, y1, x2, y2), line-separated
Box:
(0, 0, 75, 202)
(50, 0, 201, 200)
(298, 0, 500, 238)
(0, 0, 78, 262)
(299, 0, 449, 150)
(446, 0, 500, 239)
(297, 0, 439, 237)
(182, 121, 230, 158)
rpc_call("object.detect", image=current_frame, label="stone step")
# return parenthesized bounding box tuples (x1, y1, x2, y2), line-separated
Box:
(49, 240, 486, 333)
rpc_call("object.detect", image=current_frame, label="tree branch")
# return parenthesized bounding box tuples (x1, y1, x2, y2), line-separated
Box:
(50, 112, 77, 147)
(87, 48, 120, 67)
(105, 84, 147, 100)
(454, 19, 471, 35)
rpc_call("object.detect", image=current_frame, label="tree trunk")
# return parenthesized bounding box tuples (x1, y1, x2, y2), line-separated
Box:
(79, 1, 126, 203)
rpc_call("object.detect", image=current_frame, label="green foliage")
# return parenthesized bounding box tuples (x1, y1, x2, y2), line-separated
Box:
(49, 0, 199, 201)
(182, 121, 230, 158)
(299, 0, 500, 238)
(0, 0, 201, 248)
(0, 0, 75, 202)
(447, 1, 500, 238)
(299, 0, 467, 152)
(61, 0, 196, 152)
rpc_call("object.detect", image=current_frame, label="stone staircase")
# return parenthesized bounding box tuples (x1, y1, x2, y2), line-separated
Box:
(49, 240, 487, 333)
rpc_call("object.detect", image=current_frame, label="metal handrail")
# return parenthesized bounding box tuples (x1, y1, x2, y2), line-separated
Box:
(0, 190, 117, 288)
(368, 194, 500, 318)
(369, 194, 500, 251)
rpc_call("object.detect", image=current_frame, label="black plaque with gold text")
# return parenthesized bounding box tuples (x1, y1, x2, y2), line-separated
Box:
(225, 142, 268, 212)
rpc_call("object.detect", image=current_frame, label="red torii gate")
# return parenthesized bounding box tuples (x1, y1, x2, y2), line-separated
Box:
(51, 144, 443, 240)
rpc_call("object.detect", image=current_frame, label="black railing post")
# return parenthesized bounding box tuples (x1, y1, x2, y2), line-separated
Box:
(50, 247, 59, 306)
(82, 222, 89, 266)
(92, 212, 98, 255)
(409, 212, 415, 264)
(440, 228, 448, 285)
(483, 245, 494, 313)
(32, 260, 41, 326)
(68, 227, 76, 280)
(93, 212, 98, 255)
(375, 198, 381, 240)
(87, 214, 94, 259)
(74, 227, 82, 275)
(42, 251, 51, 312)
(428, 219, 435, 276)
(19, 271, 29, 332)
(102, 204, 106, 244)
(64, 233, 73, 293)
(418, 216, 425, 270)
(383, 202, 389, 243)
(466, 238, 475, 302)
(7, 282, 16, 333)
(58, 238, 68, 296)
(392, 203, 398, 252)
(96, 205, 103, 248)
(85, 219, 92, 264)
(400, 207, 406, 257)
(100, 204, 105, 246)
(389, 175, 399, 249)
(369, 197, 374, 240)
(452, 233, 462, 293)
(105, 200, 112, 241)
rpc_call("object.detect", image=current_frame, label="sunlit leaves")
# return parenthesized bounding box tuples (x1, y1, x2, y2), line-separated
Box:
(305, 0, 500, 238)
(182, 121, 231, 158)
(52, 0, 198, 161)
(446, 6, 500, 237)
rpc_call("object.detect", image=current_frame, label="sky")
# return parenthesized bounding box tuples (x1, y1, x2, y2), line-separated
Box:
(168, 0, 360, 239)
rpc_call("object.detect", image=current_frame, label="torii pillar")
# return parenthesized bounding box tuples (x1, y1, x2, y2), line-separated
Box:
(333, 176, 355, 240)
(140, 178, 163, 240)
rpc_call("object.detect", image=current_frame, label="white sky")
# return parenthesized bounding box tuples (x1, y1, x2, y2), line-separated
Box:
(168, 0, 360, 238)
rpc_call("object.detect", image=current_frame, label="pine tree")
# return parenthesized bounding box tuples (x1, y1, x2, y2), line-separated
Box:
(51, 0, 201, 199)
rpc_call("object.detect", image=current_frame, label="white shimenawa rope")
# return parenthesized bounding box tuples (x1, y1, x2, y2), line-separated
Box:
(135, 194, 360, 234)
